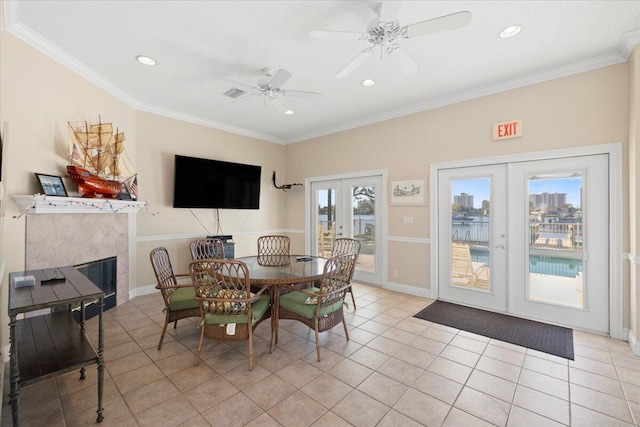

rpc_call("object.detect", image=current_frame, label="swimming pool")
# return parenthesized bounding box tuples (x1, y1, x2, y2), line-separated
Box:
(470, 249, 582, 278)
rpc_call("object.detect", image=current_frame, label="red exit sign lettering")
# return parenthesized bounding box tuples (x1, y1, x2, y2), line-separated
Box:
(492, 119, 523, 141)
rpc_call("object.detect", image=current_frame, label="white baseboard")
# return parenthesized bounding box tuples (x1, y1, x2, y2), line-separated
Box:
(385, 281, 432, 298)
(628, 329, 640, 355)
(129, 284, 158, 300)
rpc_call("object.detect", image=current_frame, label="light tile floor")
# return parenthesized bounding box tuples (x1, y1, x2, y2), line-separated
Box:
(3, 283, 640, 426)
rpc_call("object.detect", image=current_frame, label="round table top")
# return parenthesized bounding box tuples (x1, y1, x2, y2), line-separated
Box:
(236, 255, 327, 286)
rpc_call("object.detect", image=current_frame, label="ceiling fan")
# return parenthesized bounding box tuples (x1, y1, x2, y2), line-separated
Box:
(309, 1, 472, 78)
(224, 68, 321, 114)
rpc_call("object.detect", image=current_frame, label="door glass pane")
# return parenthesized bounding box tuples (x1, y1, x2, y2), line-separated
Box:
(353, 185, 375, 272)
(451, 179, 491, 290)
(528, 174, 584, 308)
(317, 188, 336, 257)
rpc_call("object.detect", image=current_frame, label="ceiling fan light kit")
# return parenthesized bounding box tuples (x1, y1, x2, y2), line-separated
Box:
(224, 68, 321, 114)
(309, 1, 472, 78)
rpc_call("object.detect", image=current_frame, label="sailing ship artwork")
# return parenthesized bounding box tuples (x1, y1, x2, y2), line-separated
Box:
(67, 117, 136, 198)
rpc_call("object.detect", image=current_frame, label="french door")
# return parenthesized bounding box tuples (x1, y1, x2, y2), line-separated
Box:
(310, 175, 383, 285)
(437, 154, 609, 333)
(438, 165, 508, 312)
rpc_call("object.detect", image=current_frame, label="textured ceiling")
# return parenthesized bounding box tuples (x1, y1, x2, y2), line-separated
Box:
(5, 1, 640, 144)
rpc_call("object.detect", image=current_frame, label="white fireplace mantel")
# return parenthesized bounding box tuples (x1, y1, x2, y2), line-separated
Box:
(12, 194, 147, 214)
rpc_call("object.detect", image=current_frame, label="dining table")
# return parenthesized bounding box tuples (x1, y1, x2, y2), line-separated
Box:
(235, 254, 327, 351)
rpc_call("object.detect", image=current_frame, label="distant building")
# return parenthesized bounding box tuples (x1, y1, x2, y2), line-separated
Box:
(454, 193, 474, 208)
(529, 192, 567, 212)
(481, 200, 490, 211)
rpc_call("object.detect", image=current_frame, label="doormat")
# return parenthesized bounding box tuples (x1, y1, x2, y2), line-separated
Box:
(414, 300, 574, 360)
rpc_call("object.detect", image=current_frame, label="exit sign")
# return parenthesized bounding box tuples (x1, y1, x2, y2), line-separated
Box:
(493, 119, 523, 141)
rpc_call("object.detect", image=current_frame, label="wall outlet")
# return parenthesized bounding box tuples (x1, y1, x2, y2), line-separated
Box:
(392, 269, 398, 278)
(403, 216, 414, 224)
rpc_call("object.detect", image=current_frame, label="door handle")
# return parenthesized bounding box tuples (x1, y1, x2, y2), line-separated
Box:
(494, 244, 506, 249)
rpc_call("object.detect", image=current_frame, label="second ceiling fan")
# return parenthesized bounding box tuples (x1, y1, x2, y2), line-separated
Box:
(228, 68, 321, 114)
(310, 1, 472, 78)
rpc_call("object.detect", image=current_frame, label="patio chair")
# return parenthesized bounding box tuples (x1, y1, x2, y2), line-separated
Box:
(190, 259, 271, 370)
(275, 252, 357, 361)
(451, 242, 489, 290)
(150, 247, 200, 350)
(318, 223, 335, 257)
(190, 237, 225, 260)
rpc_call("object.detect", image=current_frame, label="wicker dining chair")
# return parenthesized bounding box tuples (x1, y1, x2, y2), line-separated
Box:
(257, 235, 291, 266)
(190, 259, 271, 370)
(190, 238, 225, 260)
(331, 238, 361, 310)
(275, 252, 357, 361)
(150, 247, 200, 350)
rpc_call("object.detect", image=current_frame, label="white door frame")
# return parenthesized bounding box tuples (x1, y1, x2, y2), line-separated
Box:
(430, 143, 623, 339)
(305, 169, 388, 287)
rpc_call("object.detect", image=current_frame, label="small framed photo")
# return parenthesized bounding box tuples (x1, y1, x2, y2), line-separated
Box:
(117, 182, 132, 200)
(35, 173, 68, 197)
(390, 177, 427, 206)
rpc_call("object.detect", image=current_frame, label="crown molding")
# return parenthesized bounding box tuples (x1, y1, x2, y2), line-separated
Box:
(285, 51, 626, 144)
(136, 102, 285, 145)
(5, 1, 636, 147)
(620, 29, 640, 59)
(4, 8, 141, 109)
(3, 2, 285, 146)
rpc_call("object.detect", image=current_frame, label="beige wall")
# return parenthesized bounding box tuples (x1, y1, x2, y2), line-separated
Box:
(0, 25, 138, 351)
(134, 112, 286, 288)
(629, 45, 640, 343)
(285, 63, 630, 304)
(0, 20, 284, 352)
(0, 0, 636, 351)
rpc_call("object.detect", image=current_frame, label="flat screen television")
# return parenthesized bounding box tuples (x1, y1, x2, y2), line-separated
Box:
(173, 155, 261, 209)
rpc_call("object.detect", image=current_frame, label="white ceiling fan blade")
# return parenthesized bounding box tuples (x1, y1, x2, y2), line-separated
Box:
(269, 97, 289, 114)
(268, 69, 292, 88)
(379, 0, 402, 22)
(336, 47, 374, 79)
(282, 89, 322, 99)
(389, 46, 418, 74)
(404, 11, 472, 38)
(309, 30, 366, 41)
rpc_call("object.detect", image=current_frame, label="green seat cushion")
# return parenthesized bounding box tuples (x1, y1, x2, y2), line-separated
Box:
(168, 287, 199, 311)
(279, 287, 344, 319)
(204, 294, 270, 325)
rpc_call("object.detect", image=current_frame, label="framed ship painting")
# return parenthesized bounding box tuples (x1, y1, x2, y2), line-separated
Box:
(390, 177, 427, 206)
(35, 173, 68, 197)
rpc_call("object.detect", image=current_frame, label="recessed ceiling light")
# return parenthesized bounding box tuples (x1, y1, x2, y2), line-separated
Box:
(284, 109, 294, 115)
(361, 79, 376, 87)
(136, 55, 156, 66)
(499, 25, 522, 39)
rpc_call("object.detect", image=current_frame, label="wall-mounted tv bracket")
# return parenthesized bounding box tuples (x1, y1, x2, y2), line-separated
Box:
(272, 171, 302, 192)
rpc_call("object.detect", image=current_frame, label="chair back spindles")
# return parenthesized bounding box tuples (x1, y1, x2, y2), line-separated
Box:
(190, 238, 225, 260)
(257, 235, 291, 266)
(329, 238, 361, 309)
(150, 247, 178, 298)
(257, 235, 290, 256)
(149, 246, 200, 350)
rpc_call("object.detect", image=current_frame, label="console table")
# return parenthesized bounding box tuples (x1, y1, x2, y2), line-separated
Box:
(8, 266, 105, 426)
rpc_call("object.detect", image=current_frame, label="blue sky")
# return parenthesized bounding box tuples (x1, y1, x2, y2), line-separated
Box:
(452, 177, 582, 208)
